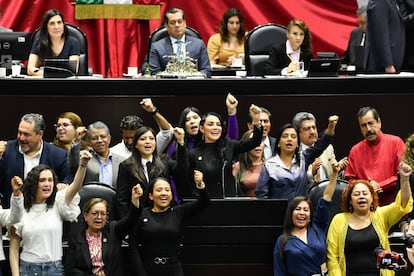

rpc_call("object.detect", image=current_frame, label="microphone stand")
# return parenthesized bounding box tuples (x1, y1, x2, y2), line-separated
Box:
(222, 160, 227, 199)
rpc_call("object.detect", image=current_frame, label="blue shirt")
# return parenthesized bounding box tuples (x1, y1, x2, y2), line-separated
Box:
(273, 198, 331, 275)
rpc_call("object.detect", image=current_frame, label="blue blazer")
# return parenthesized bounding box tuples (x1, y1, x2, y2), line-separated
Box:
(149, 35, 211, 77)
(0, 139, 72, 207)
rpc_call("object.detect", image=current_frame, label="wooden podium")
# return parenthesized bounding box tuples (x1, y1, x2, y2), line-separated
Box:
(180, 198, 288, 276)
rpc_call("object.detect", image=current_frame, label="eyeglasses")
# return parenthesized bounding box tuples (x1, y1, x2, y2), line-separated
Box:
(54, 123, 72, 129)
(89, 212, 108, 218)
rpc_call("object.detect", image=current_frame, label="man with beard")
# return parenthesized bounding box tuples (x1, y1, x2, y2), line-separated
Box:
(345, 106, 405, 205)
(292, 112, 348, 187)
(0, 113, 71, 207)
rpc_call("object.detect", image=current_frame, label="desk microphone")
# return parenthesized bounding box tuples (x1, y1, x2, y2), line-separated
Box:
(221, 160, 227, 199)
(43, 66, 77, 78)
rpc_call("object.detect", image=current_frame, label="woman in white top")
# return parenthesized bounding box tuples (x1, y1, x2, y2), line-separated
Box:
(0, 176, 24, 276)
(8, 150, 91, 276)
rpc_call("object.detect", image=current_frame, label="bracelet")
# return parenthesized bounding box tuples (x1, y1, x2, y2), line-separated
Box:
(151, 107, 159, 116)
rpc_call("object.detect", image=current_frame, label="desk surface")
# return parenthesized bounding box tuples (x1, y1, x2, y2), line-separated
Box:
(1, 74, 414, 96)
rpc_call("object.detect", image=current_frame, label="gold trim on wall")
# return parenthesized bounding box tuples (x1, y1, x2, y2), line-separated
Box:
(75, 4, 160, 20)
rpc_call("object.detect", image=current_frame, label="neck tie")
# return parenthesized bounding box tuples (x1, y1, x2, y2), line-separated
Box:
(175, 40, 183, 58)
(146, 161, 152, 181)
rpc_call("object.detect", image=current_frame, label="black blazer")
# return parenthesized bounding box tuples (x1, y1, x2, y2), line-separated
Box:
(264, 43, 314, 75)
(341, 28, 368, 71)
(64, 205, 142, 276)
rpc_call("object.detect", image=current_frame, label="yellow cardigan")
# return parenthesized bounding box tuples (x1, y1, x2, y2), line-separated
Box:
(326, 192, 413, 276)
(207, 33, 245, 66)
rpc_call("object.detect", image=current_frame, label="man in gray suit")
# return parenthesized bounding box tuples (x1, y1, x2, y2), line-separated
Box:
(148, 8, 211, 77)
(70, 121, 124, 189)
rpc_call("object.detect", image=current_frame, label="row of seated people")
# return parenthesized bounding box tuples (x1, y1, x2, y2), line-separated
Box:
(0, 93, 413, 275)
(16, 5, 373, 78)
(5, 2, 413, 79)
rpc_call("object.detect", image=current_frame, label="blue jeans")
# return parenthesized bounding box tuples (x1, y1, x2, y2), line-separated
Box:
(19, 260, 63, 276)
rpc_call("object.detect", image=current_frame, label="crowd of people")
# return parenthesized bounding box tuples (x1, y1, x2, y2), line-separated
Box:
(0, 92, 412, 276)
(1, 4, 414, 276)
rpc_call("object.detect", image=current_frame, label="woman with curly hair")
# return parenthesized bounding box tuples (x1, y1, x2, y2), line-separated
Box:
(8, 150, 92, 275)
(326, 162, 413, 276)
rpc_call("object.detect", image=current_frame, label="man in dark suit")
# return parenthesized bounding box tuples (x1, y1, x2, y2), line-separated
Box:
(0, 113, 71, 207)
(366, 0, 406, 73)
(397, 0, 414, 71)
(341, 5, 368, 71)
(148, 8, 211, 77)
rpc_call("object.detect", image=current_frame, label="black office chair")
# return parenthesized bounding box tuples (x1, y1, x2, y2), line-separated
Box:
(308, 178, 348, 224)
(141, 26, 201, 71)
(244, 23, 286, 76)
(63, 182, 120, 242)
(31, 23, 89, 76)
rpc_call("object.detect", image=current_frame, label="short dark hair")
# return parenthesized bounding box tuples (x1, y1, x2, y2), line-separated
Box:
(119, 115, 144, 131)
(247, 106, 271, 123)
(357, 106, 380, 121)
(164, 8, 185, 24)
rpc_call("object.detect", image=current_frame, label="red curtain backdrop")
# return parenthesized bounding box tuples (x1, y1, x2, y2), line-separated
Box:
(0, 0, 358, 78)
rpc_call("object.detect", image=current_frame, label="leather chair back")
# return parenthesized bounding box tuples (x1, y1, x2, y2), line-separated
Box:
(308, 179, 348, 225)
(31, 23, 89, 76)
(63, 182, 120, 241)
(244, 23, 286, 76)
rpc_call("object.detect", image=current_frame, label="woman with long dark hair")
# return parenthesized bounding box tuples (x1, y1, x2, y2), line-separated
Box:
(27, 9, 80, 76)
(207, 8, 247, 66)
(255, 116, 338, 200)
(116, 126, 187, 212)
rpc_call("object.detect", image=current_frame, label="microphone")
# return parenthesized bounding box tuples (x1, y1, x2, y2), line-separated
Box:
(222, 161, 227, 199)
(43, 66, 77, 78)
(221, 160, 230, 198)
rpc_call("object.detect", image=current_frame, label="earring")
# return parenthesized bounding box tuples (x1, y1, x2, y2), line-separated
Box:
(348, 205, 353, 212)
(370, 204, 374, 211)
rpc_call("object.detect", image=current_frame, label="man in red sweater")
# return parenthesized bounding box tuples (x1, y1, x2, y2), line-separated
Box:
(345, 106, 405, 205)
